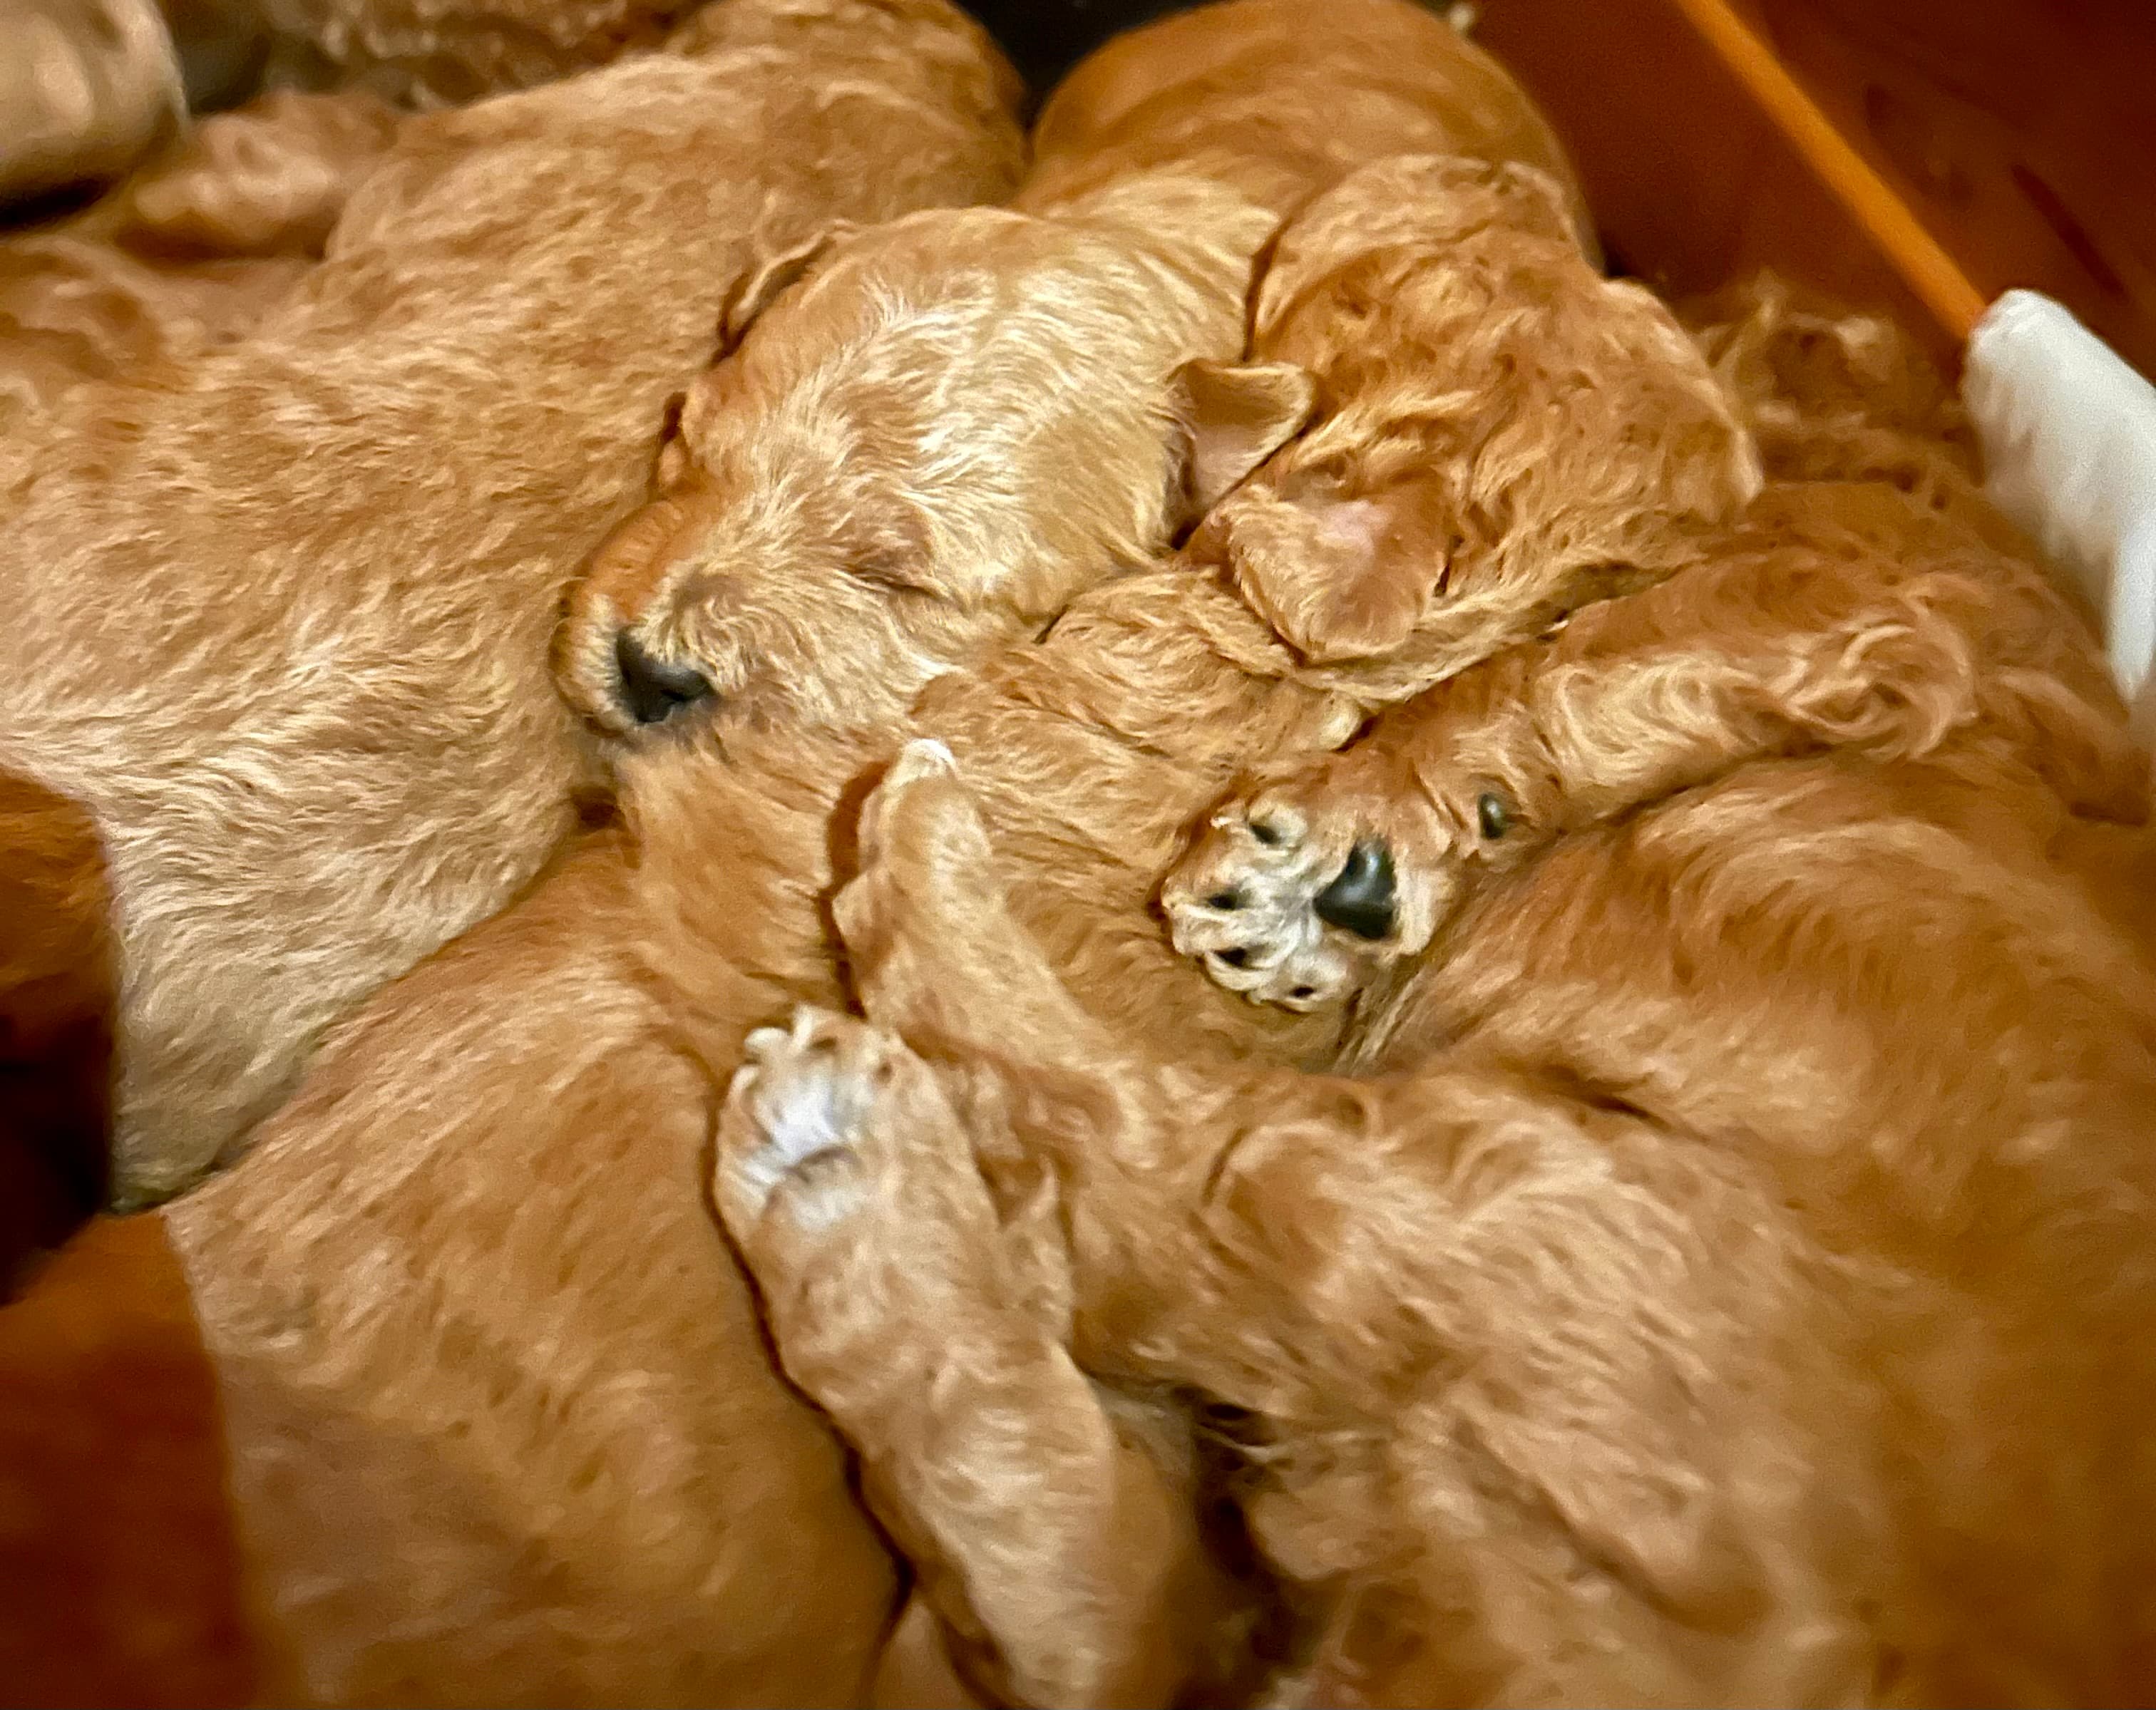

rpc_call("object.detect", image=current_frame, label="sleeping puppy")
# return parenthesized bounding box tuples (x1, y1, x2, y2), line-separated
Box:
(712, 309, 2156, 1706)
(0, 0, 1023, 1205)
(556, 0, 1601, 730)
(550, 165, 1280, 737)
(150, 19, 1682, 1706)
(674, 148, 1755, 1707)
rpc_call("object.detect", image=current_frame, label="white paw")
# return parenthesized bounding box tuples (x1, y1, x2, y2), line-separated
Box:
(1159, 793, 1397, 1010)
(890, 736, 957, 783)
(718, 1009, 892, 1232)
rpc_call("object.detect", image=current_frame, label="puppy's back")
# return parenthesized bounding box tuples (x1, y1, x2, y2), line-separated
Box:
(1022, 0, 1589, 237)
(0, 0, 1024, 1205)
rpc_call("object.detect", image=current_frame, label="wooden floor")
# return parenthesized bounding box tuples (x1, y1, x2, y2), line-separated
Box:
(1477, 0, 2154, 378)
(1737, 0, 2155, 378)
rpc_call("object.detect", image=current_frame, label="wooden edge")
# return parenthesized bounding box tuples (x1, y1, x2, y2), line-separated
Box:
(1476, 0, 1988, 370)
(1663, 0, 1986, 344)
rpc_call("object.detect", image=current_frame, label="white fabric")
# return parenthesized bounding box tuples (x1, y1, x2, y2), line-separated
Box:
(1963, 289, 2156, 748)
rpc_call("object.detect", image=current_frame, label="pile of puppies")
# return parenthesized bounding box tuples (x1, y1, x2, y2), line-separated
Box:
(3, 0, 2154, 1704)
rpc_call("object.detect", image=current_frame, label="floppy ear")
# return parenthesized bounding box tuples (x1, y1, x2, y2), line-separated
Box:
(1210, 484, 1444, 664)
(717, 221, 852, 354)
(1169, 359, 1319, 527)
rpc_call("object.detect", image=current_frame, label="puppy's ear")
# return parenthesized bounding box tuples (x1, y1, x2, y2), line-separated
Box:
(1208, 485, 1443, 664)
(1169, 359, 1318, 527)
(717, 221, 853, 354)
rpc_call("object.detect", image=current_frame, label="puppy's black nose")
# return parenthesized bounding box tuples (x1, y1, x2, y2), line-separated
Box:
(1313, 842, 1396, 941)
(615, 632, 713, 726)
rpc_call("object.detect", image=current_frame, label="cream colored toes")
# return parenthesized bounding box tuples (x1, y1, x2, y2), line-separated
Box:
(714, 1006, 900, 1235)
(1158, 784, 1385, 1010)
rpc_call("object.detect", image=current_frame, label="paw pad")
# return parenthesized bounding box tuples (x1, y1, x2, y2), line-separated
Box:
(1160, 793, 1386, 1009)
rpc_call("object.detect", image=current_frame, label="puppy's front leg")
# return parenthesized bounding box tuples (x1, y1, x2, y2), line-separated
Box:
(713, 1009, 1230, 1710)
(1164, 522, 2148, 1007)
(834, 741, 1116, 1070)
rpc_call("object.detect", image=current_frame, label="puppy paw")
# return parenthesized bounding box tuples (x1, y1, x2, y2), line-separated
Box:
(850, 736, 990, 902)
(712, 1008, 1040, 1475)
(1161, 755, 1496, 1009)
(1160, 782, 1370, 1009)
(836, 736, 1047, 1040)
(715, 1006, 902, 1235)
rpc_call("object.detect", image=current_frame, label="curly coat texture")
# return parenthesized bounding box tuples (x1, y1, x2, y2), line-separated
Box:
(555, 0, 1593, 738)
(252, 0, 700, 103)
(712, 303, 2156, 1705)
(676, 151, 1750, 1709)
(0, 0, 1025, 1205)
(550, 167, 1285, 738)
(141, 16, 1668, 1703)
(1, 88, 402, 433)
(1020, 0, 1591, 239)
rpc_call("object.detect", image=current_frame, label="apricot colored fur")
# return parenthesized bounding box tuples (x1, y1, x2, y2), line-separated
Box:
(717, 306, 2156, 1704)
(143, 14, 1685, 1701)
(0, 0, 1024, 1204)
(1, 90, 402, 432)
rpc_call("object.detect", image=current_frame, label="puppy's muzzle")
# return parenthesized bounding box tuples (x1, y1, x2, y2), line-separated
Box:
(615, 631, 714, 726)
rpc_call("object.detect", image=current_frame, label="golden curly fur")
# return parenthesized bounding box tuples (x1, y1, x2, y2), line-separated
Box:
(0, 0, 1023, 1205)
(555, 0, 1591, 739)
(138, 14, 1696, 1701)
(550, 168, 1282, 736)
(1, 89, 401, 431)
(1163, 478, 2141, 1002)
(1184, 150, 1756, 686)
(251, 0, 700, 104)
(1020, 0, 1591, 239)
(711, 304, 2156, 1704)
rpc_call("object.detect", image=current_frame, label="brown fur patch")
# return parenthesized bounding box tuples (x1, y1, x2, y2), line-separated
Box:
(0, 769, 115, 1292)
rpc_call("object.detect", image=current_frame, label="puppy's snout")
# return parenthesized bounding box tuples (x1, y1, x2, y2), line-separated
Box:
(1313, 842, 1396, 940)
(615, 631, 714, 726)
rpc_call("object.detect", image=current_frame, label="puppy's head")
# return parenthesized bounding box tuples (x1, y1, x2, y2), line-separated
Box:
(558, 185, 1281, 737)
(1186, 155, 1760, 681)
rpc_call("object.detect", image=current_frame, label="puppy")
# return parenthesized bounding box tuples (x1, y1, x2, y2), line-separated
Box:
(550, 167, 1282, 736)
(713, 336, 2156, 1703)
(677, 135, 1762, 1689)
(664, 153, 1753, 1708)
(0, 0, 1024, 1205)
(557, 0, 1593, 733)
(145, 24, 1675, 1704)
